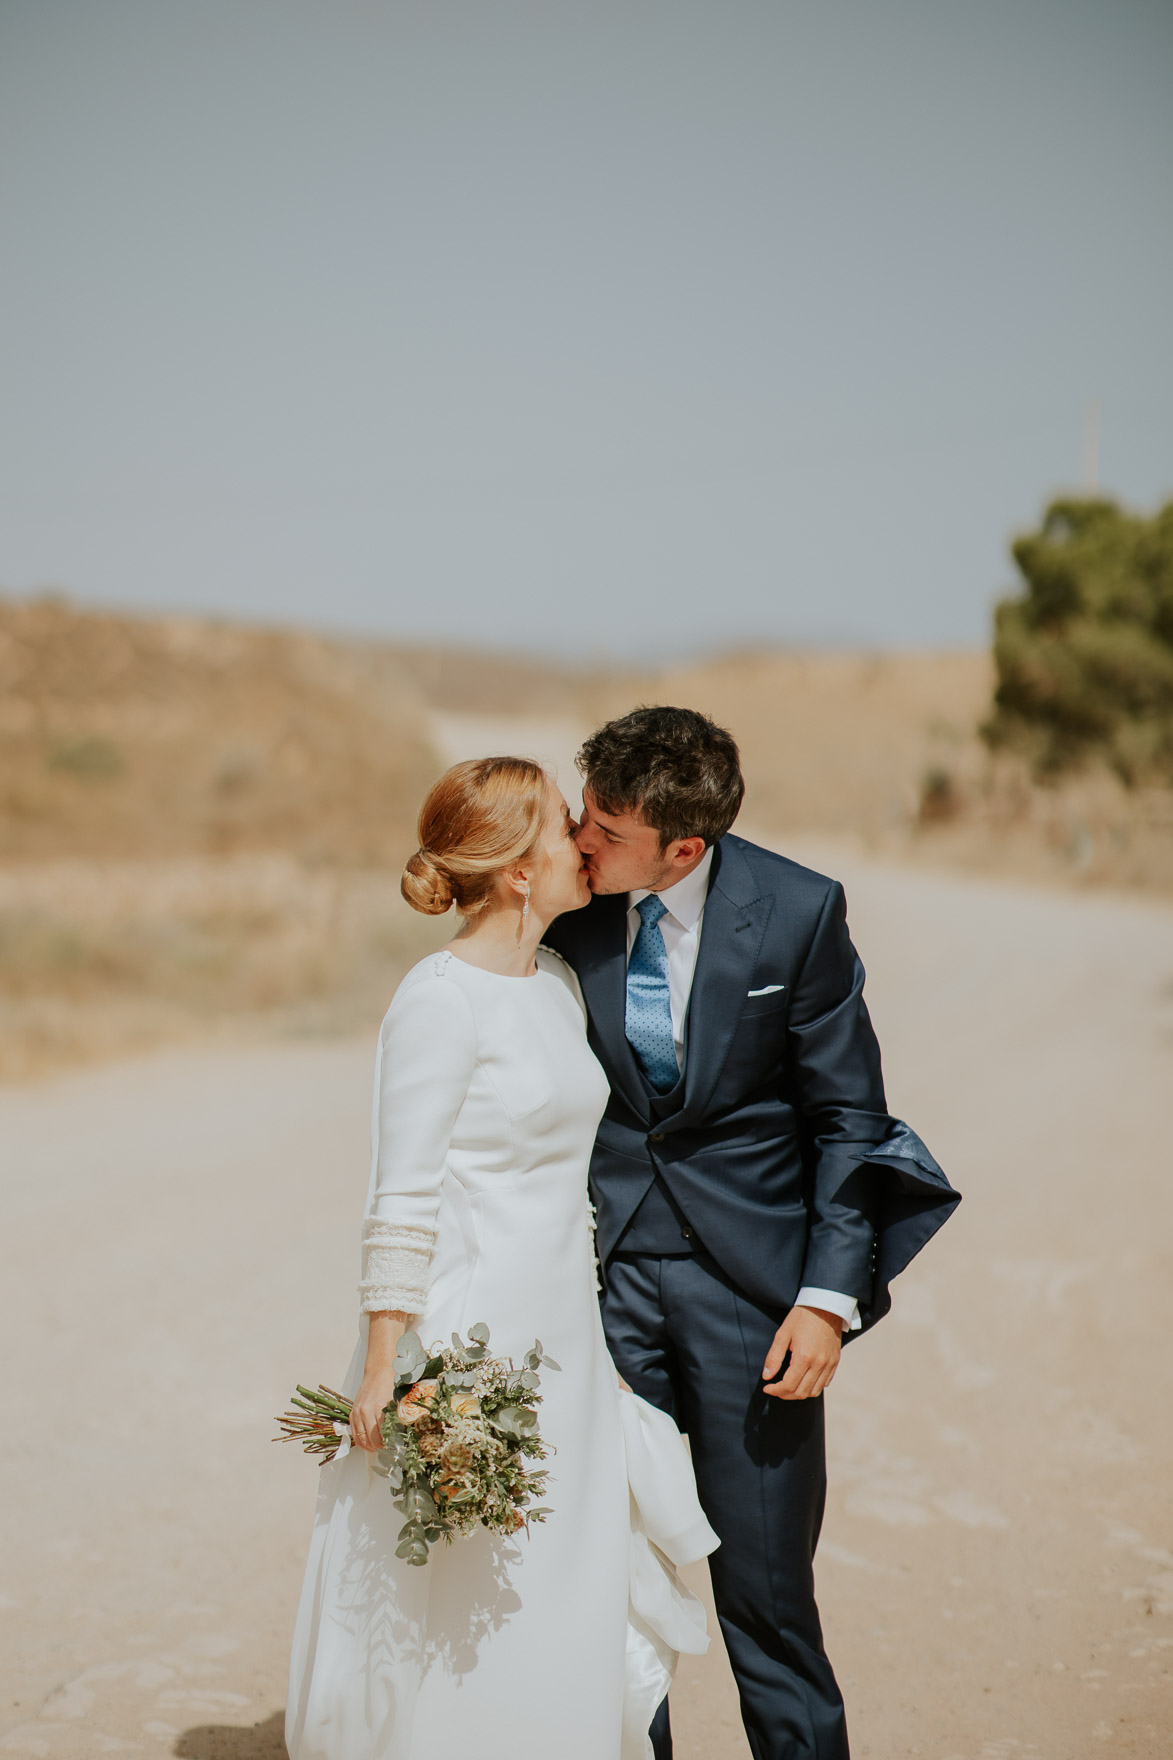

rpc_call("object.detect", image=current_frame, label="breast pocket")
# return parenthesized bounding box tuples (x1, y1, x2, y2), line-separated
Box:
(724, 989, 790, 1090)
(741, 989, 789, 1021)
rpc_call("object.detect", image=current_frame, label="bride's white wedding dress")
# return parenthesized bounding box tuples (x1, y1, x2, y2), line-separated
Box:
(285, 947, 717, 1760)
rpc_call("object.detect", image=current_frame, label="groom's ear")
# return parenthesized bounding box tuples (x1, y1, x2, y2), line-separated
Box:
(666, 835, 707, 868)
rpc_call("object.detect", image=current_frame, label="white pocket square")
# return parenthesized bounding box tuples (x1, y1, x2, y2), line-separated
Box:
(747, 984, 785, 997)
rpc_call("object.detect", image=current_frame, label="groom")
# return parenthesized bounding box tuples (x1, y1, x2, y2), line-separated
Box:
(544, 706, 959, 1760)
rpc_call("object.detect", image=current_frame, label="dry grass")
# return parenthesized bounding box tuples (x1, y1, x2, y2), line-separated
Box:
(0, 854, 446, 1081)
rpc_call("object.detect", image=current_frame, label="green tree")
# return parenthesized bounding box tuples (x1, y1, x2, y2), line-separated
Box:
(984, 496, 1173, 785)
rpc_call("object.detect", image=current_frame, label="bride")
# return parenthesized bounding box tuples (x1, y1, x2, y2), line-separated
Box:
(285, 756, 717, 1760)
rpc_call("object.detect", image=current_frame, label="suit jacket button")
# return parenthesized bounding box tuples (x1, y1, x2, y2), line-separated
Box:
(650, 1131, 665, 1142)
(681, 1225, 695, 1240)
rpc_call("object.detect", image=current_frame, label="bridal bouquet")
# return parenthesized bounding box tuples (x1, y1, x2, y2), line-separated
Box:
(275, 1323, 559, 1566)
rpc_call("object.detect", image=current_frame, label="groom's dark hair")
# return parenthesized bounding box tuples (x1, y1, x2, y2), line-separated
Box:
(577, 706, 744, 849)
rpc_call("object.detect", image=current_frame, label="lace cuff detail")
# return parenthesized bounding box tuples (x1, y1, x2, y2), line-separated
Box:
(358, 1219, 434, 1315)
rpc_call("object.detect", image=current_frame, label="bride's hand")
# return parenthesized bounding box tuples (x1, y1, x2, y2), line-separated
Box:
(350, 1364, 399, 1452)
(350, 1310, 408, 1450)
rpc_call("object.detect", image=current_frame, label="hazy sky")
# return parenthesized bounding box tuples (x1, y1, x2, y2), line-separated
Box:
(2, 1, 1172, 661)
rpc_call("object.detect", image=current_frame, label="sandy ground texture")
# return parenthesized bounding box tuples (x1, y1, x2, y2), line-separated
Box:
(2, 836, 1172, 1760)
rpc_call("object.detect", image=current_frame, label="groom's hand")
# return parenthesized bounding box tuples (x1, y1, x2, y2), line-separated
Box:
(762, 1306, 843, 1400)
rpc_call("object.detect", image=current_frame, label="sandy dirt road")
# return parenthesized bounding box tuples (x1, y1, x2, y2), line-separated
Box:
(3, 821, 1172, 1760)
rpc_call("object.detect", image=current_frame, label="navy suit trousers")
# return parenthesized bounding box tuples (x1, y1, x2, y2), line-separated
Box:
(603, 1251, 850, 1760)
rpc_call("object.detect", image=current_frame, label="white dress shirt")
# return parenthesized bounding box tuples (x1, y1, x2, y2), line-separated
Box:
(627, 851, 861, 1333)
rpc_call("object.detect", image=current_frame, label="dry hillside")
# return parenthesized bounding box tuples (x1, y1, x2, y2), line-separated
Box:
(2, 596, 1171, 1080)
(0, 597, 437, 864)
(0, 598, 611, 1078)
(642, 649, 1173, 893)
(644, 649, 992, 835)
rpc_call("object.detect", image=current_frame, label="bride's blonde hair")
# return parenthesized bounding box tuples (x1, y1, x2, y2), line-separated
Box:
(402, 757, 549, 918)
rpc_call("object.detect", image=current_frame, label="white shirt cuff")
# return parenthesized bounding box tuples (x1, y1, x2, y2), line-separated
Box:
(794, 1286, 861, 1333)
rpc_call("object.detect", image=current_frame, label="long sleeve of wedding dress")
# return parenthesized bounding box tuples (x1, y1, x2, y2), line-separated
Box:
(358, 971, 477, 1314)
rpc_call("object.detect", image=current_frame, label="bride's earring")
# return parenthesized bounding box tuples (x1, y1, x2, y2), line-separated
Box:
(517, 882, 530, 944)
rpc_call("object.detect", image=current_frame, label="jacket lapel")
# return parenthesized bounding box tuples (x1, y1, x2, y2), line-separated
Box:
(669, 837, 773, 1129)
(571, 893, 649, 1121)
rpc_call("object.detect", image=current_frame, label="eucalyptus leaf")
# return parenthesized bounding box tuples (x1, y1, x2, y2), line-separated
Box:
(468, 1322, 490, 1344)
(395, 1539, 418, 1560)
(400, 1484, 428, 1513)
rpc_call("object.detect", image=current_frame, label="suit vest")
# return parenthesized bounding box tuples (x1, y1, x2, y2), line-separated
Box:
(612, 1068, 702, 1255)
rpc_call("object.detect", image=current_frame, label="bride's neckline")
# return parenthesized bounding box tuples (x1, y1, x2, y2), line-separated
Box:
(444, 947, 541, 981)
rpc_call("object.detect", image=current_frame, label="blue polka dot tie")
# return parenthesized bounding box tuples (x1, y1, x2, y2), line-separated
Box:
(626, 895, 679, 1094)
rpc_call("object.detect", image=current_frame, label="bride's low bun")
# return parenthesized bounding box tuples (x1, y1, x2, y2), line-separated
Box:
(401, 849, 455, 915)
(401, 757, 549, 920)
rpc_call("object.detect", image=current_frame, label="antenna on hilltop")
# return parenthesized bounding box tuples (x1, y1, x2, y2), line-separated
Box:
(1082, 398, 1100, 494)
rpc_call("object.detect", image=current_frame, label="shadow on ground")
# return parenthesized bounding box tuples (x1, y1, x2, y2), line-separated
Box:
(175, 1710, 287, 1760)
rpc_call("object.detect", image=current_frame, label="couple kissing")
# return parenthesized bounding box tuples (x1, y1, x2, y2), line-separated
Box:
(286, 704, 959, 1760)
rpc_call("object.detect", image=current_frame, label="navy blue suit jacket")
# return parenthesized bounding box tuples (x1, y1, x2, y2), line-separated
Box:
(544, 833, 959, 1332)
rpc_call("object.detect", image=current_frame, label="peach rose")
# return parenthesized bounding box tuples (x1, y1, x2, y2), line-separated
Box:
(449, 1391, 481, 1420)
(434, 1469, 475, 1503)
(396, 1379, 439, 1425)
